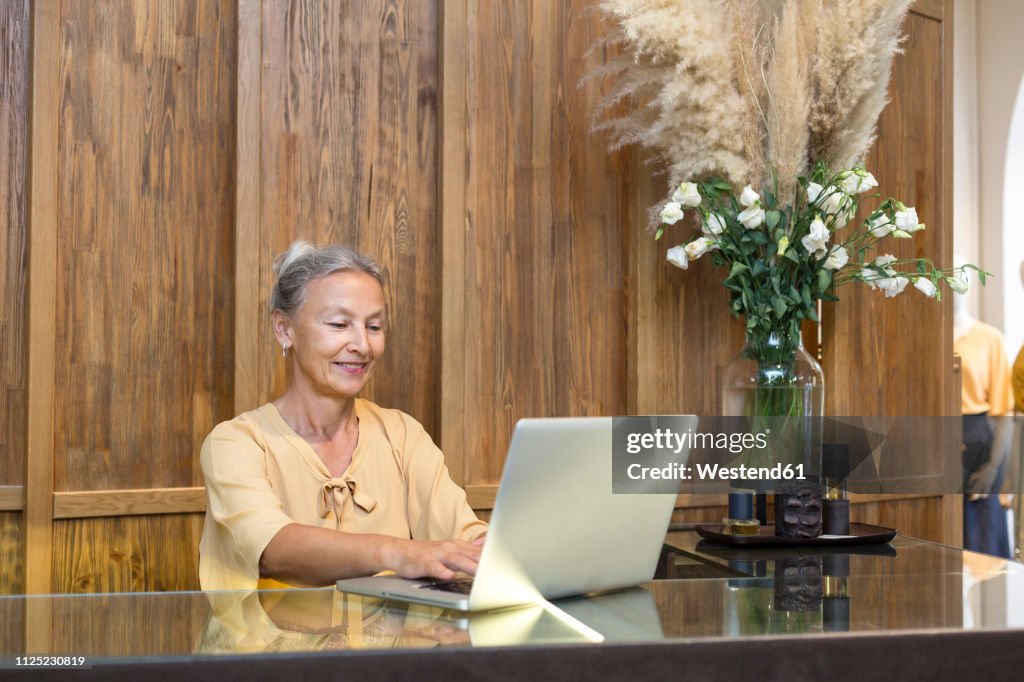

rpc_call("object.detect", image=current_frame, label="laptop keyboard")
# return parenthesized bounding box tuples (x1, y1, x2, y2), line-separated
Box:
(418, 578, 474, 594)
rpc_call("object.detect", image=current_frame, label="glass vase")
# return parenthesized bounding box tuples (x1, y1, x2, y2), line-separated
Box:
(721, 330, 825, 536)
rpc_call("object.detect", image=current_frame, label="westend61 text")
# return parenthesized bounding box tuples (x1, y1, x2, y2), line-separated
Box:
(626, 462, 806, 482)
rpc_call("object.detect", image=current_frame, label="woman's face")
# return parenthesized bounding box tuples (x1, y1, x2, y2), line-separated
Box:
(277, 270, 386, 401)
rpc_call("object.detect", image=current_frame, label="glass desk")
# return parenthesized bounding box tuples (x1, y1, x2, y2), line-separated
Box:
(3, 532, 1024, 680)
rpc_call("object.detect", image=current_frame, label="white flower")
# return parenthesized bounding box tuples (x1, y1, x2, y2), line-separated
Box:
(894, 207, 923, 232)
(947, 272, 969, 294)
(702, 212, 726, 235)
(876, 276, 910, 298)
(823, 245, 849, 271)
(842, 171, 878, 194)
(737, 205, 765, 229)
(666, 245, 688, 270)
(832, 207, 855, 229)
(868, 214, 893, 238)
(660, 201, 684, 225)
(806, 182, 823, 204)
(801, 216, 829, 256)
(672, 182, 702, 208)
(913, 277, 938, 298)
(684, 237, 716, 260)
(862, 254, 898, 289)
(820, 188, 845, 216)
(739, 185, 760, 207)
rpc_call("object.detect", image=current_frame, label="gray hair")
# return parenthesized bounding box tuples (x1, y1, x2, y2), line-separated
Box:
(270, 241, 386, 316)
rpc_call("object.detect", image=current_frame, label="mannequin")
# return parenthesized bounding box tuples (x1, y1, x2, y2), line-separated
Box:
(953, 262, 1015, 558)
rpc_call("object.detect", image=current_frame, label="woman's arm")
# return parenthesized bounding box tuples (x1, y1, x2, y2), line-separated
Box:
(259, 523, 483, 586)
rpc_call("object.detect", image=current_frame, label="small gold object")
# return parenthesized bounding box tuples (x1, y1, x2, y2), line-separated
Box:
(722, 518, 760, 536)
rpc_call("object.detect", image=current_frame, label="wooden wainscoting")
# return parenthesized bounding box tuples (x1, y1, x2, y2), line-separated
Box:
(5, 0, 962, 596)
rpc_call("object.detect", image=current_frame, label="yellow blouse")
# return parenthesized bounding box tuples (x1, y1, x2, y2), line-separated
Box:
(199, 399, 487, 591)
(954, 322, 1014, 416)
(1013, 345, 1024, 413)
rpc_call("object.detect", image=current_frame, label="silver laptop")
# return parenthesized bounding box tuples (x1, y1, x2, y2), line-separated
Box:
(336, 416, 697, 611)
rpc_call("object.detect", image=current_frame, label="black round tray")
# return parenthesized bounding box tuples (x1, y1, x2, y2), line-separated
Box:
(695, 522, 897, 547)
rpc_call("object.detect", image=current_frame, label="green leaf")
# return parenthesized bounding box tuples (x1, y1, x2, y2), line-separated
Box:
(817, 269, 832, 293)
(806, 305, 819, 322)
(655, 227, 664, 241)
(784, 249, 802, 264)
(748, 230, 769, 245)
(772, 296, 788, 318)
(765, 210, 781, 230)
(726, 261, 749, 281)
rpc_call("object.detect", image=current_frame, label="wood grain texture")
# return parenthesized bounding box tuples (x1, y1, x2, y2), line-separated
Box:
(254, 0, 441, 436)
(51, 514, 203, 593)
(53, 0, 237, 491)
(853, 495, 951, 545)
(0, 0, 29, 488)
(443, 1, 630, 484)
(0, 591, 24, 655)
(0, 512, 24, 595)
(234, 0, 262, 416)
(824, 12, 952, 417)
(50, 590, 210, 656)
(819, 8, 957, 543)
(912, 0, 944, 21)
(53, 487, 206, 519)
(439, 0, 467, 482)
(0, 485, 25, 511)
(25, 0, 60, 597)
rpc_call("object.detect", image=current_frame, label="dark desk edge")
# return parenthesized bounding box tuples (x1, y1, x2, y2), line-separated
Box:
(8, 629, 1024, 682)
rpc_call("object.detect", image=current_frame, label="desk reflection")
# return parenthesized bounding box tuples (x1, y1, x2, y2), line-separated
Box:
(197, 586, 664, 653)
(3, 533, 1024, 658)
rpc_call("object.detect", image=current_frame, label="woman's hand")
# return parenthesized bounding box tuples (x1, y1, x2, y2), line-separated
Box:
(381, 538, 483, 580)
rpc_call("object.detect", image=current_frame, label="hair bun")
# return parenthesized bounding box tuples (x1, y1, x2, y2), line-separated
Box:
(272, 240, 316, 280)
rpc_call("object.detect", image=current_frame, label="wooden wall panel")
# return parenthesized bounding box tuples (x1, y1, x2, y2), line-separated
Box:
(50, 514, 203, 593)
(253, 0, 441, 433)
(0, 512, 24, 594)
(1, 0, 29, 487)
(442, 1, 630, 484)
(822, 7, 957, 543)
(6, 0, 958, 596)
(52, 0, 237, 492)
(823, 9, 953, 420)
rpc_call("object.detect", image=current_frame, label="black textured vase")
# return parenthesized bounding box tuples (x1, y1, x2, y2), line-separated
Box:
(774, 480, 823, 538)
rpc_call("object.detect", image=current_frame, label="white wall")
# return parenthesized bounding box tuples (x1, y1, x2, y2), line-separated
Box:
(954, 0, 980, 315)
(974, 0, 1024, 357)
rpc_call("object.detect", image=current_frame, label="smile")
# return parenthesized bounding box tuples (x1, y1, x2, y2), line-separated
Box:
(334, 361, 368, 374)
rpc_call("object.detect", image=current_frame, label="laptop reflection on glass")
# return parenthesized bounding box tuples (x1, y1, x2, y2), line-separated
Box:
(336, 416, 697, 612)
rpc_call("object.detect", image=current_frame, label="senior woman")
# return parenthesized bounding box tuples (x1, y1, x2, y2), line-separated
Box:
(200, 242, 487, 591)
